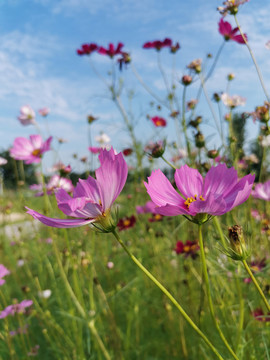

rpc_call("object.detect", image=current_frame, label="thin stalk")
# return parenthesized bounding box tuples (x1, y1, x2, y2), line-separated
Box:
(198, 225, 239, 360)
(234, 15, 270, 103)
(213, 217, 226, 248)
(112, 229, 225, 360)
(199, 73, 223, 142)
(258, 145, 266, 183)
(234, 264, 244, 352)
(51, 239, 111, 360)
(242, 260, 270, 312)
(161, 155, 177, 170)
(157, 52, 170, 93)
(181, 86, 191, 159)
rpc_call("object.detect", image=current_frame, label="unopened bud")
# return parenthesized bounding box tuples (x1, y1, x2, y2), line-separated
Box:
(195, 132, 205, 148)
(207, 150, 219, 159)
(181, 75, 192, 86)
(228, 225, 249, 260)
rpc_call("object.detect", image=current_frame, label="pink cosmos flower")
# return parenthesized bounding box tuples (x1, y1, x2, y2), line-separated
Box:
(10, 135, 52, 164)
(0, 300, 33, 319)
(136, 201, 157, 214)
(26, 148, 128, 229)
(0, 265, 10, 286)
(144, 164, 254, 224)
(218, 18, 247, 43)
(143, 38, 172, 51)
(77, 43, 98, 56)
(17, 105, 36, 126)
(38, 107, 50, 117)
(221, 93, 246, 108)
(252, 180, 270, 201)
(98, 43, 124, 58)
(30, 175, 74, 197)
(151, 116, 167, 127)
(88, 146, 102, 154)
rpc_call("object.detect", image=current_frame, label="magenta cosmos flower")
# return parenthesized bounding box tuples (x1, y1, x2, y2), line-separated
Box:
(77, 43, 98, 56)
(10, 135, 52, 164)
(26, 148, 128, 229)
(0, 265, 10, 286)
(98, 43, 124, 58)
(252, 180, 270, 201)
(144, 164, 254, 224)
(218, 18, 247, 44)
(17, 105, 36, 126)
(151, 116, 167, 127)
(143, 38, 172, 51)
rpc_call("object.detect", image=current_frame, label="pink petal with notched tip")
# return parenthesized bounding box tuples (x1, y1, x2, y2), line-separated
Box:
(175, 165, 203, 198)
(29, 135, 43, 149)
(144, 169, 184, 207)
(224, 174, 255, 211)
(96, 150, 128, 211)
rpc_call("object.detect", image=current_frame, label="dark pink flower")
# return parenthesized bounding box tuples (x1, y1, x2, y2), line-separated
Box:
(0, 300, 33, 319)
(252, 308, 270, 322)
(88, 146, 102, 154)
(151, 116, 167, 127)
(10, 135, 52, 164)
(0, 265, 10, 286)
(98, 43, 124, 58)
(174, 240, 199, 258)
(144, 164, 254, 224)
(218, 18, 247, 43)
(117, 215, 136, 231)
(143, 38, 172, 51)
(26, 148, 128, 229)
(77, 43, 98, 56)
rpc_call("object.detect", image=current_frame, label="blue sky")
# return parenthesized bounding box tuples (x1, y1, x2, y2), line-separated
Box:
(0, 0, 269, 172)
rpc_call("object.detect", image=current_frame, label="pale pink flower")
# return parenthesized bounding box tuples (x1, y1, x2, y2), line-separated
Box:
(38, 107, 50, 117)
(10, 135, 52, 164)
(136, 201, 158, 214)
(0, 157, 7, 166)
(26, 148, 128, 229)
(30, 175, 74, 197)
(252, 180, 270, 201)
(0, 265, 10, 286)
(221, 93, 246, 108)
(17, 105, 36, 126)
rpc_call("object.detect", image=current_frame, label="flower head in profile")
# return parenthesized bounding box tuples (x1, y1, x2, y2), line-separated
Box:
(77, 43, 98, 56)
(88, 146, 102, 154)
(218, 18, 247, 43)
(0, 265, 10, 285)
(17, 105, 36, 126)
(30, 175, 74, 197)
(218, 0, 249, 16)
(26, 148, 128, 231)
(252, 180, 270, 201)
(143, 38, 172, 51)
(38, 107, 50, 117)
(98, 43, 124, 58)
(221, 93, 246, 108)
(10, 135, 52, 164)
(144, 164, 254, 224)
(151, 116, 167, 127)
(0, 300, 33, 319)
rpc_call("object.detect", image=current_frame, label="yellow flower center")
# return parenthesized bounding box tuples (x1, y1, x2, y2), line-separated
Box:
(123, 219, 131, 227)
(154, 214, 162, 221)
(184, 194, 205, 209)
(32, 149, 41, 157)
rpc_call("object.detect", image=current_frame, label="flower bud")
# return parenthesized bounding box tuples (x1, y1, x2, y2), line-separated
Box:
(181, 75, 192, 86)
(195, 132, 205, 148)
(227, 73, 235, 81)
(207, 150, 219, 159)
(228, 225, 249, 260)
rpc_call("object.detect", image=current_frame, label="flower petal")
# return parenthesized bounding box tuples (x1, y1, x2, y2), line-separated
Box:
(224, 174, 255, 211)
(174, 165, 203, 198)
(144, 169, 185, 207)
(189, 194, 227, 216)
(203, 164, 238, 198)
(26, 207, 94, 228)
(96, 149, 128, 210)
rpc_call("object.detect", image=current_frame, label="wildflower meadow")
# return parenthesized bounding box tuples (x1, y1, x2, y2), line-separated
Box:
(1, 0, 270, 358)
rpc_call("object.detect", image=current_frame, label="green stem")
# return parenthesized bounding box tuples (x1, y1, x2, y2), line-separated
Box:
(258, 145, 266, 183)
(198, 225, 239, 360)
(112, 229, 224, 360)
(234, 264, 244, 352)
(234, 15, 270, 102)
(242, 260, 270, 312)
(161, 155, 177, 170)
(213, 217, 226, 248)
